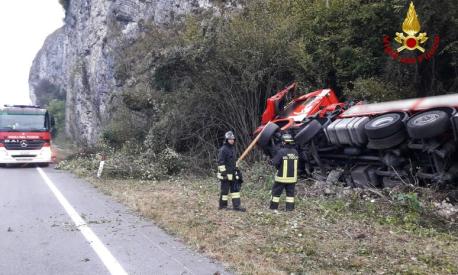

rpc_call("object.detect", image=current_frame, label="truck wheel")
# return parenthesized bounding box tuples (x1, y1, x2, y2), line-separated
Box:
(367, 130, 406, 150)
(382, 176, 403, 188)
(407, 110, 449, 139)
(294, 120, 322, 146)
(365, 113, 404, 139)
(258, 123, 280, 148)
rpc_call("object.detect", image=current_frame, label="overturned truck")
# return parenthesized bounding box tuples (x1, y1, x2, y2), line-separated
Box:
(255, 83, 458, 188)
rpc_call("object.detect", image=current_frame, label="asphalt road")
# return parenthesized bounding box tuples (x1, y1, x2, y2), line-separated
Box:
(0, 165, 229, 275)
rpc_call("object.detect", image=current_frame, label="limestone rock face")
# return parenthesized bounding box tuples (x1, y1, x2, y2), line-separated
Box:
(29, 0, 239, 145)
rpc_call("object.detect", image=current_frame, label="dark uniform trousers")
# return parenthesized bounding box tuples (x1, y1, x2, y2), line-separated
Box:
(219, 180, 241, 208)
(270, 146, 298, 211)
(270, 182, 295, 211)
(217, 143, 241, 209)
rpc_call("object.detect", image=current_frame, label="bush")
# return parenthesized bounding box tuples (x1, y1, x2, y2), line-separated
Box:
(47, 99, 66, 138)
(99, 0, 458, 173)
(101, 104, 148, 148)
(56, 152, 100, 175)
(33, 79, 65, 107)
(102, 146, 185, 180)
(343, 77, 414, 102)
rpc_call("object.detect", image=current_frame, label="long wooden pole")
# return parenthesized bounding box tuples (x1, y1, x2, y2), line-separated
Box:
(237, 122, 273, 166)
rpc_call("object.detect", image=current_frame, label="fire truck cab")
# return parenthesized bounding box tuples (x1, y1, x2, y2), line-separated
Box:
(0, 105, 55, 165)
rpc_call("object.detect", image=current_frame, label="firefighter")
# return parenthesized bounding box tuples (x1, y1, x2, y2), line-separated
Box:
(217, 131, 246, 211)
(269, 133, 299, 211)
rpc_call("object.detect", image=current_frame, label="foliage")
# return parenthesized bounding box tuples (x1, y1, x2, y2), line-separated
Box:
(58, 139, 186, 180)
(47, 99, 66, 138)
(104, 0, 457, 170)
(56, 152, 100, 176)
(344, 77, 409, 102)
(101, 103, 149, 148)
(33, 79, 65, 107)
(396, 192, 422, 212)
(87, 173, 458, 275)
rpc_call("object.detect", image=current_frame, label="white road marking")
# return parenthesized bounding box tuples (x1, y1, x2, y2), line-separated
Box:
(36, 167, 128, 275)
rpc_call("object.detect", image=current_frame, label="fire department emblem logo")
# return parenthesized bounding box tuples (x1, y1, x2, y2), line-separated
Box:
(395, 2, 427, 52)
(383, 1, 440, 64)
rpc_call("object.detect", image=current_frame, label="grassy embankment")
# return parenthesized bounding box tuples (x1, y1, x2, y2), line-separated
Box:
(59, 159, 458, 275)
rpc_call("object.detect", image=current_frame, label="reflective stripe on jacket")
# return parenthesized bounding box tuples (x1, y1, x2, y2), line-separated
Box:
(271, 146, 299, 184)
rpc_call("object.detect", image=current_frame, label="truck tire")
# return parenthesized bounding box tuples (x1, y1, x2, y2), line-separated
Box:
(406, 110, 450, 139)
(258, 123, 280, 148)
(364, 113, 404, 139)
(367, 130, 406, 150)
(294, 120, 322, 146)
(382, 176, 403, 188)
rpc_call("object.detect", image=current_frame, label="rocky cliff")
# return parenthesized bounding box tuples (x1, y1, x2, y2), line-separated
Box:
(30, 0, 240, 145)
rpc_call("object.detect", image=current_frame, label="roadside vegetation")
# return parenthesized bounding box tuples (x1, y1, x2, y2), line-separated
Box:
(103, 0, 457, 167)
(53, 1, 458, 273)
(57, 158, 458, 274)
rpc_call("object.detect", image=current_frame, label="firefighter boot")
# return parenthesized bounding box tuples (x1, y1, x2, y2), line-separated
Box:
(270, 182, 283, 210)
(233, 206, 246, 212)
(231, 193, 246, 211)
(270, 196, 280, 210)
(219, 195, 228, 210)
(285, 200, 295, 211)
(285, 184, 295, 211)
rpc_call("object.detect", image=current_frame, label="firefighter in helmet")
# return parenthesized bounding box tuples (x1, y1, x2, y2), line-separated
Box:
(217, 131, 246, 211)
(269, 133, 299, 211)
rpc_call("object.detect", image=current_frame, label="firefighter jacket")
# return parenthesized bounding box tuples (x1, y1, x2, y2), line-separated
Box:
(271, 145, 299, 184)
(217, 143, 237, 181)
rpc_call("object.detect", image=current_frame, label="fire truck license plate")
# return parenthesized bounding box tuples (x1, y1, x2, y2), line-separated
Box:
(15, 151, 33, 156)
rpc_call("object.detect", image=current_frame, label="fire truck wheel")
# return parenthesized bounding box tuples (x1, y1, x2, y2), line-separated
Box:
(407, 110, 450, 139)
(258, 123, 280, 148)
(367, 130, 406, 150)
(364, 113, 404, 139)
(294, 120, 322, 146)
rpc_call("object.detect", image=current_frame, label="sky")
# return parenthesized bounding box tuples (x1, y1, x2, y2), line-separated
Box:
(0, 2, 64, 106)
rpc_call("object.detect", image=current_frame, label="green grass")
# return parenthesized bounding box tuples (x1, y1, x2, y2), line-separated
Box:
(59, 158, 458, 274)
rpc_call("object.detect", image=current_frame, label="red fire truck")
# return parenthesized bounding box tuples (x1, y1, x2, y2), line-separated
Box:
(0, 105, 55, 166)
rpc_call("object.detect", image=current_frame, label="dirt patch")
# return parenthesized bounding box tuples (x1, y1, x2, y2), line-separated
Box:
(88, 176, 458, 275)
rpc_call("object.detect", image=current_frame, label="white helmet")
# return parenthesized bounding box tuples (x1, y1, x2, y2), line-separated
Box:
(225, 131, 235, 140)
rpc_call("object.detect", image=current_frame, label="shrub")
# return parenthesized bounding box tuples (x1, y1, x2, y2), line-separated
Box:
(343, 77, 414, 102)
(101, 105, 148, 148)
(101, 0, 458, 172)
(33, 79, 65, 107)
(47, 99, 66, 138)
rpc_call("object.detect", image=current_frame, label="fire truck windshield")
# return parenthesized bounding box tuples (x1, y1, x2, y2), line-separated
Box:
(0, 113, 48, 132)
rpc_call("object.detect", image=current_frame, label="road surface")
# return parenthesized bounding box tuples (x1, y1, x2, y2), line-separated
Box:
(0, 165, 229, 275)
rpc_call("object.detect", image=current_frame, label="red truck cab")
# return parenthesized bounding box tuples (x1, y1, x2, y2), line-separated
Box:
(0, 105, 55, 165)
(256, 83, 343, 135)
